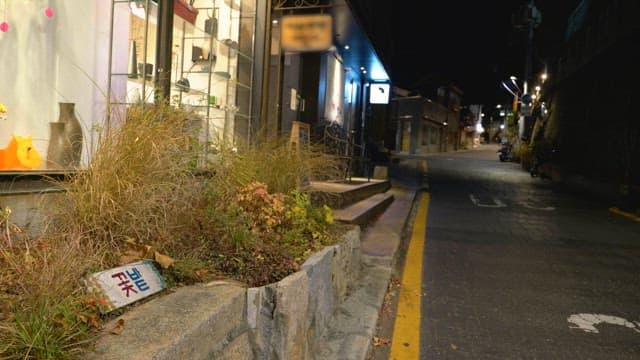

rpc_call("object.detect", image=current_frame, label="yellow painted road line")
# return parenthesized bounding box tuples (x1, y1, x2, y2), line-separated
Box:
(390, 192, 429, 360)
(609, 207, 640, 223)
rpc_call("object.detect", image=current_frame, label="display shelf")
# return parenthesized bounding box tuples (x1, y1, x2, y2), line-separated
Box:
(172, 84, 206, 96)
(175, 0, 237, 148)
(107, 0, 254, 166)
(182, 70, 214, 74)
(185, 104, 232, 111)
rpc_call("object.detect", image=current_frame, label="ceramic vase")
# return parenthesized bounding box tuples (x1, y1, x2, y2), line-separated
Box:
(46, 102, 83, 169)
(46, 122, 71, 169)
(60, 102, 83, 167)
(128, 40, 138, 78)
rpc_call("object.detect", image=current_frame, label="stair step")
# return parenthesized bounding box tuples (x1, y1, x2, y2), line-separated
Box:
(333, 192, 394, 225)
(310, 179, 391, 209)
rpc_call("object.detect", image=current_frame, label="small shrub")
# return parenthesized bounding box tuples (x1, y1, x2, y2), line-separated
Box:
(199, 182, 339, 287)
(283, 190, 334, 247)
(236, 182, 287, 235)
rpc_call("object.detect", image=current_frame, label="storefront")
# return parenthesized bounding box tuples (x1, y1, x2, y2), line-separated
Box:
(261, 0, 390, 154)
(0, 2, 111, 171)
(0, 0, 259, 233)
(0, 0, 257, 173)
(108, 0, 257, 154)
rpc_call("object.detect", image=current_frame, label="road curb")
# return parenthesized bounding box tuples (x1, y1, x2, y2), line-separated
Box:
(317, 184, 421, 359)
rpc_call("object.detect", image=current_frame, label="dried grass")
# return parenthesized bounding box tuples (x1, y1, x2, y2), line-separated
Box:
(211, 133, 345, 194)
(47, 104, 204, 256)
(0, 105, 347, 357)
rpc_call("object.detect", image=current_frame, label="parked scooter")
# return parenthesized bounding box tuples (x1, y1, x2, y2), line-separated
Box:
(498, 140, 512, 162)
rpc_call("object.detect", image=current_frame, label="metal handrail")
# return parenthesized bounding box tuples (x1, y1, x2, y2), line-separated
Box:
(321, 124, 371, 181)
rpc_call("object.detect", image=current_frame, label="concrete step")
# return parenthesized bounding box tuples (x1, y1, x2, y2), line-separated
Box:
(333, 192, 394, 226)
(310, 178, 391, 209)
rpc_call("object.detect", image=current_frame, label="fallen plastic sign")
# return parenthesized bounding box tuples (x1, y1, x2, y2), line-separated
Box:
(86, 260, 166, 312)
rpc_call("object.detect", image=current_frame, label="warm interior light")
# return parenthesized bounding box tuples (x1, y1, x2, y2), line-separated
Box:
(130, 1, 146, 19)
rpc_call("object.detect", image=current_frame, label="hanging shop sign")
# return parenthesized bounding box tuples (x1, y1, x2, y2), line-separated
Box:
(281, 14, 332, 52)
(86, 260, 166, 312)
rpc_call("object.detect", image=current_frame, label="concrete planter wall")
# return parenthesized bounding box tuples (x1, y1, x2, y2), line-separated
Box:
(247, 226, 360, 359)
(91, 226, 361, 359)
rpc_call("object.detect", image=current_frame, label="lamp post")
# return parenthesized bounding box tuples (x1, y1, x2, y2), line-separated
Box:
(500, 75, 528, 146)
(501, 76, 521, 114)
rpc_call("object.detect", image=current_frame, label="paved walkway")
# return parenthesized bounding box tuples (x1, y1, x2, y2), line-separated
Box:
(317, 183, 418, 359)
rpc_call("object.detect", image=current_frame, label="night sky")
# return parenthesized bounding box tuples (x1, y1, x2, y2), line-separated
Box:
(350, 0, 581, 106)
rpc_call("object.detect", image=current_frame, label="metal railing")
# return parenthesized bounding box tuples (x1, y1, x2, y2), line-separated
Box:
(321, 124, 371, 181)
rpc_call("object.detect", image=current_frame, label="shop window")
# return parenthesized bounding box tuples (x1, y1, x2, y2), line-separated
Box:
(0, 1, 116, 172)
(108, 0, 256, 163)
(0, 0, 255, 173)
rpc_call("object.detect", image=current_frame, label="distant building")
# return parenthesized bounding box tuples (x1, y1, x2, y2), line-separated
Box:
(389, 89, 461, 155)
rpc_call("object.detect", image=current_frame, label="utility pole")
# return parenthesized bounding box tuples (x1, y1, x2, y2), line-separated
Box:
(518, 0, 541, 143)
(523, 0, 538, 103)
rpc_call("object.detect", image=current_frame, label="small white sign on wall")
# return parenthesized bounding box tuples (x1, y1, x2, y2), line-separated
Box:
(369, 83, 390, 104)
(86, 260, 166, 312)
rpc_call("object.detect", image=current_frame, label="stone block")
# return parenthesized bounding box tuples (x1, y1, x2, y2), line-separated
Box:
(301, 246, 337, 353)
(247, 285, 276, 360)
(333, 226, 361, 302)
(270, 270, 310, 360)
(91, 283, 246, 360)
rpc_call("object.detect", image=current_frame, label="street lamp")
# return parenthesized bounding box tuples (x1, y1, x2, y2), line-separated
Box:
(501, 77, 522, 114)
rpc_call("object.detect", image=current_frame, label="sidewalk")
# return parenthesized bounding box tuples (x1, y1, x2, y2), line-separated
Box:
(316, 183, 419, 359)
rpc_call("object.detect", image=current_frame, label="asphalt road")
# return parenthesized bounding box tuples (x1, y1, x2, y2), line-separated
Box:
(374, 144, 640, 359)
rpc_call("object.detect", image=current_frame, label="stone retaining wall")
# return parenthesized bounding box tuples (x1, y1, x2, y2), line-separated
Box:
(91, 226, 361, 359)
